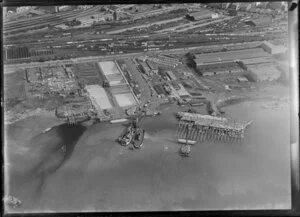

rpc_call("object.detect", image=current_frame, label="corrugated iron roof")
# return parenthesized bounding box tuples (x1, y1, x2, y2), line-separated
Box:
(189, 9, 213, 18)
(194, 48, 268, 65)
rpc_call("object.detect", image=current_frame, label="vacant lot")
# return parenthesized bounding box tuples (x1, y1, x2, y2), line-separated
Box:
(4, 70, 26, 109)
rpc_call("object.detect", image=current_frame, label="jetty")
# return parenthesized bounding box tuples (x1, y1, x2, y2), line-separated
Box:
(176, 112, 253, 144)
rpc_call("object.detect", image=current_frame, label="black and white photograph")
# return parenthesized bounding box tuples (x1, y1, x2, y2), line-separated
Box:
(2, 1, 297, 214)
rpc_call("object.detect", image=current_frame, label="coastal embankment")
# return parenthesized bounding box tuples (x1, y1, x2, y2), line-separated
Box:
(206, 97, 248, 116)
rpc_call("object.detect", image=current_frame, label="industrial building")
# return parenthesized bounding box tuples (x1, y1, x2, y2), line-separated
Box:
(139, 62, 151, 75)
(237, 3, 253, 11)
(237, 77, 249, 82)
(186, 9, 218, 21)
(58, 6, 72, 12)
(260, 41, 287, 54)
(146, 60, 159, 73)
(245, 17, 272, 27)
(248, 64, 282, 82)
(153, 84, 165, 96)
(166, 71, 177, 80)
(192, 48, 270, 76)
(177, 84, 190, 98)
(16, 6, 33, 13)
(242, 57, 273, 65)
(198, 62, 243, 76)
(194, 48, 268, 66)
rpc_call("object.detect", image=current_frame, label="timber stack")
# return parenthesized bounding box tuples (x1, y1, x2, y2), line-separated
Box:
(176, 112, 253, 144)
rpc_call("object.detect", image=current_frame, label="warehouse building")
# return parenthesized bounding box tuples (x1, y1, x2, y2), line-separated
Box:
(245, 16, 272, 27)
(177, 84, 191, 98)
(194, 48, 268, 67)
(186, 9, 218, 21)
(166, 71, 177, 80)
(248, 64, 281, 82)
(193, 48, 270, 77)
(198, 62, 243, 76)
(260, 41, 287, 54)
(153, 84, 165, 96)
(237, 77, 249, 82)
(242, 57, 273, 65)
(146, 60, 159, 73)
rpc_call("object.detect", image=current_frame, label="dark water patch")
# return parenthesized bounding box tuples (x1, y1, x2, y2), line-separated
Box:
(56, 123, 87, 160)
(20, 123, 87, 201)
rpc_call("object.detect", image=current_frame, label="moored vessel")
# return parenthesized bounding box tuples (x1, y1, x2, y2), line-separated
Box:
(119, 125, 135, 146)
(133, 129, 145, 149)
(178, 139, 197, 145)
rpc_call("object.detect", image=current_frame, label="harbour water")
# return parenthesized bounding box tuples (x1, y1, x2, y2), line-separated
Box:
(5, 96, 291, 212)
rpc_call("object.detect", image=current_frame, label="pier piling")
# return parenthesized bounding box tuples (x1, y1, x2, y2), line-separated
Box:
(176, 112, 252, 144)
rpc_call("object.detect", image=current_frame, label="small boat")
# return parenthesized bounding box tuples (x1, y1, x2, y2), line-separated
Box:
(118, 125, 134, 146)
(120, 126, 135, 146)
(133, 129, 145, 149)
(178, 139, 197, 145)
(60, 145, 67, 154)
(42, 127, 52, 133)
(110, 119, 128, 124)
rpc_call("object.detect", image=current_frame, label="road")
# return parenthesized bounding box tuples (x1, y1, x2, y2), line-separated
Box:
(124, 58, 151, 105)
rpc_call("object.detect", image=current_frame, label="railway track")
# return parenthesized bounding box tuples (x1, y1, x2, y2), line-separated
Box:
(3, 6, 102, 33)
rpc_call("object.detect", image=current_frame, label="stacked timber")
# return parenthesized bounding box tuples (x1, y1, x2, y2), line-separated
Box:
(176, 112, 253, 144)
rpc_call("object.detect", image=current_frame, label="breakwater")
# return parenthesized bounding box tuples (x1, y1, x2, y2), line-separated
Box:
(207, 96, 252, 116)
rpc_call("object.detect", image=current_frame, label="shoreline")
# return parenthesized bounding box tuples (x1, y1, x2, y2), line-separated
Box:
(206, 84, 289, 116)
(4, 84, 291, 212)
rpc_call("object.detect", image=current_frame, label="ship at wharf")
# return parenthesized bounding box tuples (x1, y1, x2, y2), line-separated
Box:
(176, 112, 253, 144)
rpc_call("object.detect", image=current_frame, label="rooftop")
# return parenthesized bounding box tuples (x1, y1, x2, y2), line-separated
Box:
(189, 8, 214, 18)
(194, 48, 268, 65)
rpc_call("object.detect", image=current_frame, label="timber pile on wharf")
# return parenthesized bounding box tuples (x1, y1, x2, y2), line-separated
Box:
(176, 112, 253, 144)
